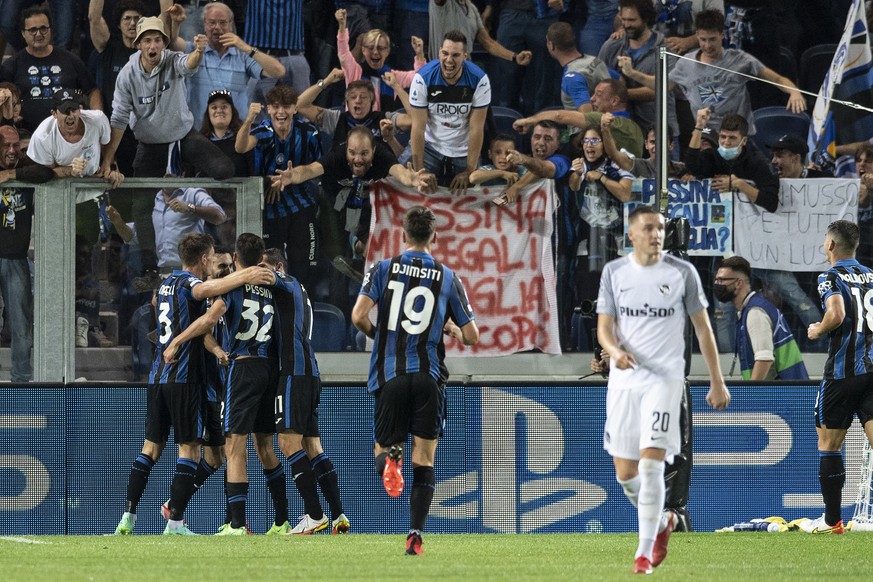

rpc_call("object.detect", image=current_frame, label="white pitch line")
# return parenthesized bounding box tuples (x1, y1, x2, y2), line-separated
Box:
(0, 536, 49, 544)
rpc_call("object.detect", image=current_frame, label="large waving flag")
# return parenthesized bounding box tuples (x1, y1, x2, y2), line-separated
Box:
(808, 0, 873, 167)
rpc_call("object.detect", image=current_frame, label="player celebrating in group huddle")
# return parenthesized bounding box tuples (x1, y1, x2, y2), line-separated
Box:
(114, 233, 275, 535)
(596, 206, 730, 573)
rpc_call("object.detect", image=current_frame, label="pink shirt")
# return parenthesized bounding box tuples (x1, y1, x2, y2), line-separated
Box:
(337, 29, 426, 111)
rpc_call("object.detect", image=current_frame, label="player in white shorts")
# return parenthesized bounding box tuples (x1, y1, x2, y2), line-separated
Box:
(596, 205, 730, 574)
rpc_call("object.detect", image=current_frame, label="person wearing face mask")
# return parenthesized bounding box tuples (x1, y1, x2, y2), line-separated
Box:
(715, 256, 808, 381)
(684, 109, 778, 213)
(685, 109, 778, 351)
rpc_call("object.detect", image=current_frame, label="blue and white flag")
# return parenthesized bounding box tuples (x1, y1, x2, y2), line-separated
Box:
(808, 0, 873, 168)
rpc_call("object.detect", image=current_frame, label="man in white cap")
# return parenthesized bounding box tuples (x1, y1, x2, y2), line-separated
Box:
(100, 14, 234, 291)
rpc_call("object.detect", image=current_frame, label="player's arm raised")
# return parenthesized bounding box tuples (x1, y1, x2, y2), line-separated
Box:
(164, 298, 226, 363)
(689, 309, 730, 410)
(597, 313, 637, 369)
(192, 266, 276, 300)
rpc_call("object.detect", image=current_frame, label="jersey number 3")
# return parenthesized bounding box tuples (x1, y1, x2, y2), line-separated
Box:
(387, 281, 435, 335)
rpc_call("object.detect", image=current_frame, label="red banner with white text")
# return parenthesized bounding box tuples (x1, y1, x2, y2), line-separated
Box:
(368, 179, 560, 356)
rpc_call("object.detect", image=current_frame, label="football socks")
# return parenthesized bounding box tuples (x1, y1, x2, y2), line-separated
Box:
(312, 453, 344, 520)
(263, 463, 289, 527)
(125, 453, 156, 514)
(819, 451, 845, 527)
(409, 466, 435, 533)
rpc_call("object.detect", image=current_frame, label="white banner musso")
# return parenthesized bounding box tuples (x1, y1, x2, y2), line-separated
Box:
(733, 178, 859, 271)
(368, 178, 561, 356)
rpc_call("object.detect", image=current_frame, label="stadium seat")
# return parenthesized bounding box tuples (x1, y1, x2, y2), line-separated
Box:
(490, 106, 524, 149)
(798, 43, 837, 102)
(750, 107, 811, 155)
(778, 46, 799, 85)
(311, 302, 347, 352)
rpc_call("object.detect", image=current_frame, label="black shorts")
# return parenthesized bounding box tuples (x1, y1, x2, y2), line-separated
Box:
(202, 400, 226, 447)
(373, 373, 445, 447)
(815, 374, 873, 429)
(275, 374, 321, 437)
(224, 358, 276, 435)
(144, 382, 203, 444)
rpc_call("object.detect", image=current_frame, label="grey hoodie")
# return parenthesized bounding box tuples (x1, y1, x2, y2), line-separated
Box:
(110, 49, 196, 144)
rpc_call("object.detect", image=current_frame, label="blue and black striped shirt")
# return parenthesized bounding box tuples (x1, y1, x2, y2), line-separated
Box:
(244, 0, 304, 51)
(149, 271, 207, 384)
(360, 250, 475, 393)
(817, 258, 873, 379)
(221, 282, 277, 359)
(273, 272, 320, 378)
(251, 117, 321, 219)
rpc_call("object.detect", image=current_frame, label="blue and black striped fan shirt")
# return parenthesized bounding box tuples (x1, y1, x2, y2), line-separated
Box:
(244, 0, 304, 51)
(251, 117, 321, 219)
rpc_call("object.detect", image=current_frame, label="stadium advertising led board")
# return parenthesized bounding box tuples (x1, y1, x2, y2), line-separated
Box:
(0, 384, 859, 535)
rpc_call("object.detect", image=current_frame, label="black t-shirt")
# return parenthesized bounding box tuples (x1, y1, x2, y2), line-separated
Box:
(97, 37, 136, 118)
(321, 146, 398, 201)
(0, 187, 33, 260)
(0, 48, 97, 132)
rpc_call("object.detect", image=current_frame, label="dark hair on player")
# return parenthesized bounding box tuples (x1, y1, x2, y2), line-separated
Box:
(235, 232, 266, 268)
(404, 205, 436, 246)
(178, 233, 214, 266)
(827, 220, 860, 253)
(262, 247, 286, 269)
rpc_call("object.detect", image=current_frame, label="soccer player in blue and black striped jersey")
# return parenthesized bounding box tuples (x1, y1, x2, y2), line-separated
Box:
(214, 233, 292, 535)
(352, 205, 479, 555)
(113, 233, 275, 536)
(805, 220, 873, 534)
(262, 248, 349, 535)
(235, 84, 321, 291)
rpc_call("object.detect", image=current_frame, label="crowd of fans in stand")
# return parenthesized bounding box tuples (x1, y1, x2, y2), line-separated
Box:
(0, 0, 867, 381)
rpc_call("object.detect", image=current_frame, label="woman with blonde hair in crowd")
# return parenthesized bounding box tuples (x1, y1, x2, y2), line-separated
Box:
(335, 8, 426, 112)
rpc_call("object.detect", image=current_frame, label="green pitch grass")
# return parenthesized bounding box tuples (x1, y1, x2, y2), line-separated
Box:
(1, 533, 871, 581)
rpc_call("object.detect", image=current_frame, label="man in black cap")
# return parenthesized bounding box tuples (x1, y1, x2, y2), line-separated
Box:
(28, 88, 123, 185)
(769, 134, 833, 179)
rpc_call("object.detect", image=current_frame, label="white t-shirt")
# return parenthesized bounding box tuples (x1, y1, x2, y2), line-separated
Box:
(597, 252, 707, 386)
(409, 60, 491, 158)
(28, 109, 111, 176)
